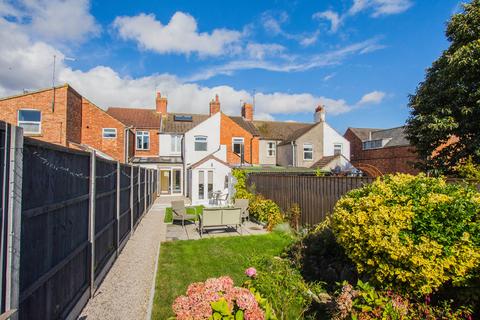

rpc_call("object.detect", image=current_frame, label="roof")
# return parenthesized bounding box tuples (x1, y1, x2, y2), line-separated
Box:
(311, 155, 340, 168)
(230, 116, 260, 136)
(347, 126, 410, 147)
(189, 155, 231, 169)
(0, 83, 82, 101)
(162, 113, 209, 133)
(279, 123, 318, 145)
(106, 107, 161, 128)
(131, 156, 182, 164)
(252, 120, 314, 141)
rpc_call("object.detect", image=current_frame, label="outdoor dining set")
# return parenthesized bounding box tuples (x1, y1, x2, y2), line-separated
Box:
(171, 198, 250, 237)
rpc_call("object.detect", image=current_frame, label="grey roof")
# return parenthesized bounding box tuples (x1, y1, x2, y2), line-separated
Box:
(230, 117, 260, 136)
(161, 113, 209, 133)
(311, 155, 340, 168)
(278, 123, 318, 146)
(252, 120, 314, 141)
(348, 126, 410, 147)
(131, 156, 182, 164)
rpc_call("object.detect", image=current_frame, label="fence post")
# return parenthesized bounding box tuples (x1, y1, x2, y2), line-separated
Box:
(144, 169, 147, 216)
(130, 165, 133, 236)
(5, 124, 23, 319)
(116, 162, 120, 257)
(88, 151, 96, 297)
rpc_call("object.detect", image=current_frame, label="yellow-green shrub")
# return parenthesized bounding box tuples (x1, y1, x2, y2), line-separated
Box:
(331, 173, 480, 296)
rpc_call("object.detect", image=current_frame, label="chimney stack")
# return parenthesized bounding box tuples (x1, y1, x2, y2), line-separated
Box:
(156, 92, 168, 114)
(241, 103, 254, 121)
(209, 94, 221, 116)
(314, 105, 326, 123)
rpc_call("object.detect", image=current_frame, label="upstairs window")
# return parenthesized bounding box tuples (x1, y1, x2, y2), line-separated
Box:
(171, 135, 182, 153)
(136, 131, 150, 150)
(102, 128, 117, 138)
(267, 141, 276, 157)
(303, 143, 313, 161)
(334, 143, 343, 155)
(232, 137, 244, 154)
(362, 139, 383, 150)
(194, 135, 207, 151)
(18, 109, 41, 134)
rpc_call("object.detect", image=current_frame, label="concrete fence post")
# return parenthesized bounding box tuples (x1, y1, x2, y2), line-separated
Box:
(5, 124, 23, 320)
(116, 161, 120, 257)
(88, 151, 96, 297)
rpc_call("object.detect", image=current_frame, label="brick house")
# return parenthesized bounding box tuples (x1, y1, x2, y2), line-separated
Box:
(0, 84, 134, 162)
(344, 126, 420, 176)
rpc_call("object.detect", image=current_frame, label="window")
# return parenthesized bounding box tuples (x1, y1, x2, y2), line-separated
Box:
(303, 143, 313, 161)
(208, 171, 213, 196)
(334, 143, 343, 156)
(172, 169, 181, 194)
(267, 141, 276, 157)
(362, 139, 383, 150)
(136, 131, 150, 150)
(232, 137, 244, 154)
(194, 135, 207, 151)
(102, 128, 117, 138)
(198, 170, 205, 200)
(224, 175, 229, 189)
(171, 135, 182, 153)
(18, 110, 41, 134)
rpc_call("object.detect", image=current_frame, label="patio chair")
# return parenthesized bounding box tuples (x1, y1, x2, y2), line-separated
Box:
(217, 190, 229, 206)
(199, 208, 222, 237)
(171, 200, 197, 227)
(235, 198, 249, 222)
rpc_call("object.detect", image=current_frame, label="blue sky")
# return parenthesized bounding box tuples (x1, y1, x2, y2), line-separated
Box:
(0, 0, 463, 133)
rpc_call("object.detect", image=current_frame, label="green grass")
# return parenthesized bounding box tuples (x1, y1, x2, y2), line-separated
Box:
(151, 232, 293, 319)
(163, 206, 204, 223)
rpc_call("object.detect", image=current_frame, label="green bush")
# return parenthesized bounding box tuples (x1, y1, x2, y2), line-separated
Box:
(245, 256, 326, 320)
(332, 173, 480, 296)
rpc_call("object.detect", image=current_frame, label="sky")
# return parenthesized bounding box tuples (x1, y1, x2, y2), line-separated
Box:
(0, 0, 464, 133)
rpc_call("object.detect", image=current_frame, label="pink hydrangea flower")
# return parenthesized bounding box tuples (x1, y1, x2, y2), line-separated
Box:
(245, 267, 257, 278)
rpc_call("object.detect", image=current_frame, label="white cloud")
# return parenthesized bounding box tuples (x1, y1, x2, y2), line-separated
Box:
(113, 12, 242, 56)
(261, 11, 320, 46)
(245, 43, 286, 60)
(357, 90, 386, 105)
(1, 0, 100, 43)
(313, 10, 342, 32)
(349, 0, 412, 17)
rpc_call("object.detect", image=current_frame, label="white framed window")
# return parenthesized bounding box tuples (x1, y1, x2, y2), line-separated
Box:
(198, 170, 205, 200)
(136, 131, 150, 150)
(102, 128, 117, 138)
(267, 141, 276, 157)
(232, 137, 244, 154)
(194, 135, 208, 151)
(362, 139, 383, 150)
(334, 143, 343, 155)
(171, 135, 182, 153)
(18, 109, 41, 134)
(303, 143, 313, 161)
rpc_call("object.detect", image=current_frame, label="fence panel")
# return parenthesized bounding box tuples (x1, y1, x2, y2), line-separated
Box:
(248, 174, 374, 225)
(138, 168, 145, 221)
(19, 140, 91, 320)
(0, 122, 7, 313)
(118, 164, 131, 248)
(132, 167, 139, 227)
(94, 158, 117, 282)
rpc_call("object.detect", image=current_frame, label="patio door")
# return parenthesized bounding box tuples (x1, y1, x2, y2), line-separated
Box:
(160, 170, 171, 194)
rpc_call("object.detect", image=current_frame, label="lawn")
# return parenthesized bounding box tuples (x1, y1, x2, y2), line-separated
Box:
(151, 232, 293, 319)
(163, 205, 204, 223)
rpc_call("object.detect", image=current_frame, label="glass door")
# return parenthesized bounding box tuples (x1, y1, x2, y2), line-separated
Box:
(160, 170, 171, 194)
(172, 169, 181, 194)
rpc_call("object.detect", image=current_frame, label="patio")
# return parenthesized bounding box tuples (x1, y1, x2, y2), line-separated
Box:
(165, 220, 267, 241)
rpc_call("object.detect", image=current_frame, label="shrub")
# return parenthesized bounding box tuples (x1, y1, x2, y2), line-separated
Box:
(332, 173, 480, 296)
(286, 203, 301, 231)
(249, 195, 284, 231)
(455, 156, 480, 181)
(171, 276, 276, 319)
(245, 257, 326, 320)
(232, 169, 252, 200)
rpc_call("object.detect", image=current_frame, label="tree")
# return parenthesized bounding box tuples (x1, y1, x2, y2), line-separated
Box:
(406, 0, 480, 173)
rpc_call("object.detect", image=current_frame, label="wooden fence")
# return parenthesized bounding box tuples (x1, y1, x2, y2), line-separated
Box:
(0, 121, 158, 320)
(248, 173, 374, 225)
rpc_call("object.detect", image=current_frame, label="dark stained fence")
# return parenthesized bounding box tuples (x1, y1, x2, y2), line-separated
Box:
(8, 134, 158, 320)
(248, 174, 375, 225)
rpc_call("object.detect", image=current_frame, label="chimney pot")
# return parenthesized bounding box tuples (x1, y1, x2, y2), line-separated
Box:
(209, 94, 221, 116)
(314, 105, 326, 123)
(241, 103, 254, 121)
(156, 92, 168, 114)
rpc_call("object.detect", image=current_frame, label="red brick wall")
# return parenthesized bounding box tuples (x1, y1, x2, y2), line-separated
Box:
(81, 98, 127, 162)
(344, 128, 419, 176)
(66, 87, 83, 144)
(133, 128, 159, 157)
(220, 114, 259, 165)
(0, 86, 69, 145)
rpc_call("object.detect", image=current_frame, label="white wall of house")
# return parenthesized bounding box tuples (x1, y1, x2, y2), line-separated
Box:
(159, 133, 182, 156)
(323, 123, 350, 160)
(189, 158, 231, 206)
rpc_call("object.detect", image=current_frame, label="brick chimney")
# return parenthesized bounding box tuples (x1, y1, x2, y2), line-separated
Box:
(156, 92, 168, 114)
(209, 94, 220, 116)
(314, 105, 326, 123)
(241, 103, 253, 121)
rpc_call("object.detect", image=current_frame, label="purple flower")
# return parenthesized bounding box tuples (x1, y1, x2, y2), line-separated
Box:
(245, 267, 257, 278)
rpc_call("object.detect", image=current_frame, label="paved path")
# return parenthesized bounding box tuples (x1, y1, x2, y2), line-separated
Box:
(80, 202, 166, 320)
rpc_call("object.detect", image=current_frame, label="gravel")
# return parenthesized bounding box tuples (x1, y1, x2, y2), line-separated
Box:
(80, 203, 165, 320)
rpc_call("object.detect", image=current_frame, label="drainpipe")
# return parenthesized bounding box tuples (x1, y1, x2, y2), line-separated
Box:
(124, 125, 133, 163)
(291, 141, 296, 167)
